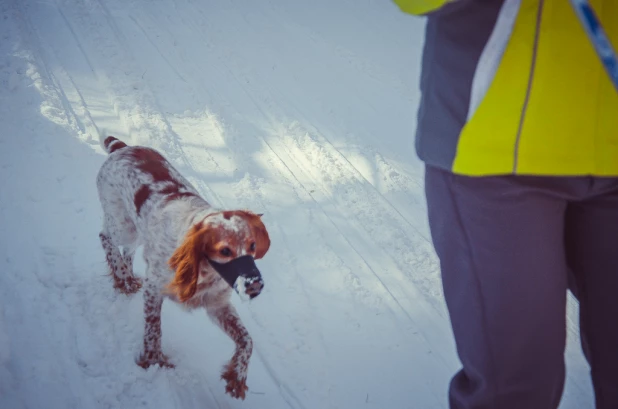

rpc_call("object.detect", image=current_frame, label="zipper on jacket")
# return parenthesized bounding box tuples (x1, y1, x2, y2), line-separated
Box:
(512, 0, 545, 174)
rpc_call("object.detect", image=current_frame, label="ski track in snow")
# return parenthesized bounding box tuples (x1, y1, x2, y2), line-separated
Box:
(0, 0, 593, 408)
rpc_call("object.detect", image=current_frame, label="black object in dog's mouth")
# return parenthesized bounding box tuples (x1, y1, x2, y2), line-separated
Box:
(209, 255, 264, 299)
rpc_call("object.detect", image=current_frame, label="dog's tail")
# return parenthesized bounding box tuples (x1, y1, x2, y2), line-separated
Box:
(100, 133, 129, 154)
(97, 127, 129, 154)
(102, 136, 128, 154)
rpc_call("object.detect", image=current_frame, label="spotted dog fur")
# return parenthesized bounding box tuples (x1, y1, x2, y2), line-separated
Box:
(96, 136, 270, 400)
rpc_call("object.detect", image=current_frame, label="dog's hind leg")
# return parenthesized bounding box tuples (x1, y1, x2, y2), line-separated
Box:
(99, 212, 142, 294)
(122, 246, 136, 279)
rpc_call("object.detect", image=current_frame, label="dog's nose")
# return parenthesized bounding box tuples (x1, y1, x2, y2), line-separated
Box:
(246, 279, 264, 299)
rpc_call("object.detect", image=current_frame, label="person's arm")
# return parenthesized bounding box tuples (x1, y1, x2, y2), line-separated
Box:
(393, 0, 454, 15)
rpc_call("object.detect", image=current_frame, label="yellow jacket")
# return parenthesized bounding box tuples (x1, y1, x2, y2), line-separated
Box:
(395, 0, 618, 176)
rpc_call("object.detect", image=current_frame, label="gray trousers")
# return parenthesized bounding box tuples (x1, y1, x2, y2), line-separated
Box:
(425, 166, 618, 409)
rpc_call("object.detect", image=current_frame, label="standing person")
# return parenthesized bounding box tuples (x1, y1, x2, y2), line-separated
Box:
(393, 1, 618, 408)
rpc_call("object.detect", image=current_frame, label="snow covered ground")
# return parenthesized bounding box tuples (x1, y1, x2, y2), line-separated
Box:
(0, 0, 593, 408)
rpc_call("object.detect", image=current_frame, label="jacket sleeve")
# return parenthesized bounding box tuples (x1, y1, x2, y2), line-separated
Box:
(393, 0, 452, 15)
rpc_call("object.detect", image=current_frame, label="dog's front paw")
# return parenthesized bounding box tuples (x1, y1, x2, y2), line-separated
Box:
(137, 350, 175, 369)
(113, 275, 143, 295)
(221, 362, 248, 400)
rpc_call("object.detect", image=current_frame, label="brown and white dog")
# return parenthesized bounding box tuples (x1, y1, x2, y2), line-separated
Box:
(96, 135, 270, 400)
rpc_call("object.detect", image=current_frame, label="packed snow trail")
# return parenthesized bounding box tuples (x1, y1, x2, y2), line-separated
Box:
(0, 0, 593, 408)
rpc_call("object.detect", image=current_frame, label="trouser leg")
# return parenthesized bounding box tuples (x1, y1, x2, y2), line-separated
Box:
(565, 178, 618, 409)
(425, 166, 570, 409)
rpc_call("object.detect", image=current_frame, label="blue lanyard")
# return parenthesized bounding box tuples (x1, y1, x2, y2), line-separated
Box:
(570, 0, 618, 93)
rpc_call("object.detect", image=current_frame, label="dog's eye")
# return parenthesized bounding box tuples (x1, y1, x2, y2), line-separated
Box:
(219, 247, 232, 257)
(249, 242, 256, 252)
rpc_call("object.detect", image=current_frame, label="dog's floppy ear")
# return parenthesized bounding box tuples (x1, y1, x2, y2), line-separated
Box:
(167, 223, 210, 302)
(247, 213, 270, 260)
